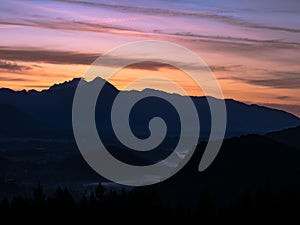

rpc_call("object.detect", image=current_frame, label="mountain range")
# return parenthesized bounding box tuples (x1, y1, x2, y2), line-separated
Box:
(0, 77, 299, 140)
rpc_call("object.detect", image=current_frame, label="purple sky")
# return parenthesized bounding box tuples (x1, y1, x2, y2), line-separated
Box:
(0, 0, 300, 116)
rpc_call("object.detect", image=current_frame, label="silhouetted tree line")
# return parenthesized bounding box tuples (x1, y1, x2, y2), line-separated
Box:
(0, 182, 299, 224)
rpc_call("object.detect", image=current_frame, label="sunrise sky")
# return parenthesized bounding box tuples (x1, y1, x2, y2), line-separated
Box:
(0, 0, 300, 116)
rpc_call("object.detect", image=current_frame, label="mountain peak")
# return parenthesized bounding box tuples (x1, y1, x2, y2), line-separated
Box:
(0, 88, 15, 93)
(47, 77, 118, 93)
(88, 77, 119, 92)
(49, 78, 83, 91)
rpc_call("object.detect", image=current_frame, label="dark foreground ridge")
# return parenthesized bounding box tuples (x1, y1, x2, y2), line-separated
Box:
(1, 182, 299, 225)
(1, 126, 300, 212)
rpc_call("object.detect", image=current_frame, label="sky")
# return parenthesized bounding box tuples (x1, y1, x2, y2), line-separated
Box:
(0, 0, 300, 116)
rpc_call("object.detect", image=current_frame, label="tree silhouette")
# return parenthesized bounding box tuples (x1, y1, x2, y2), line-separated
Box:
(95, 182, 105, 201)
(0, 181, 299, 223)
(196, 191, 215, 225)
(33, 182, 45, 207)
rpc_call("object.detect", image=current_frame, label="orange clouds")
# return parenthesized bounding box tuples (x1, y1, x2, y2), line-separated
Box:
(107, 62, 205, 96)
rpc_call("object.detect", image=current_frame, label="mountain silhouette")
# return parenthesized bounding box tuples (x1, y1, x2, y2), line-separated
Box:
(0, 77, 299, 139)
(266, 125, 300, 149)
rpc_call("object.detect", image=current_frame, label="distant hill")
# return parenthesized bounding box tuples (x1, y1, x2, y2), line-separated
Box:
(0, 103, 44, 137)
(148, 131, 300, 206)
(0, 77, 299, 139)
(266, 125, 300, 149)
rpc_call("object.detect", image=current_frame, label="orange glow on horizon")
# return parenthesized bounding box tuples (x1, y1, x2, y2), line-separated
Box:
(107, 62, 205, 97)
